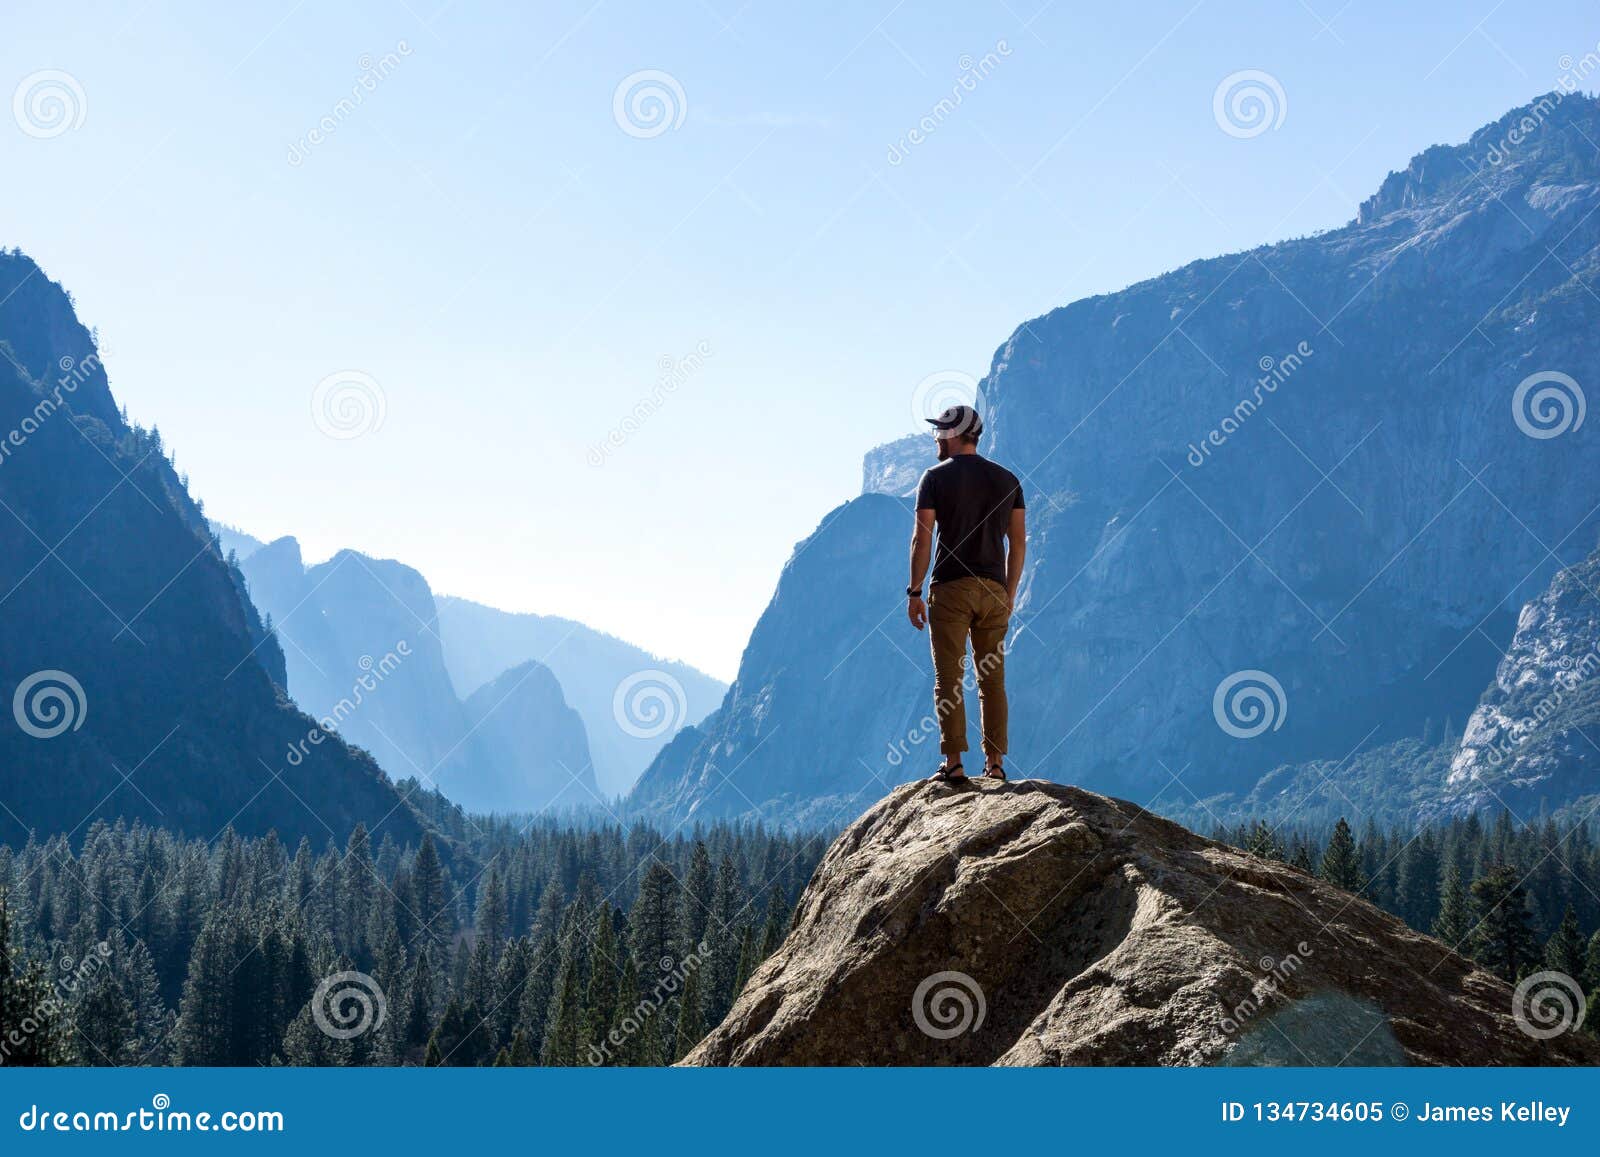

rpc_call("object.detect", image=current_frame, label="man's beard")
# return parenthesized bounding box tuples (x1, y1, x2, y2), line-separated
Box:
(936, 438, 951, 461)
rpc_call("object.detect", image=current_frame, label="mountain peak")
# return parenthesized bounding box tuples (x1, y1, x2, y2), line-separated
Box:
(686, 780, 1599, 1066)
(1358, 90, 1600, 225)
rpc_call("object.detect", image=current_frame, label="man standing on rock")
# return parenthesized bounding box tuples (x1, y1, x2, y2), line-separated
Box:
(906, 404, 1026, 783)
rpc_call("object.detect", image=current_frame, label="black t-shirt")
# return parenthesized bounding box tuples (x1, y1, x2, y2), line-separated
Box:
(915, 454, 1025, 586)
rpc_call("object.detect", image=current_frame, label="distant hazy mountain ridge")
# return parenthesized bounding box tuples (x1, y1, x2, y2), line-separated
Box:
(233, 537, 597, 814)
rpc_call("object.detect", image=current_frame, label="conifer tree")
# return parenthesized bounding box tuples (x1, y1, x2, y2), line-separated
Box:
(1544, 904, 1587, 978)
(74, 963, 137, 1064)
(673, 960, 705, 1061)
(1470, 864, 1540, 982)
(1432, 861, 1471, 949)
(677, 842, 713, 959)
(475, 866, 509, 947)
(759, 885, 788, 960)
(631, 863, 681, 972)
(732, 923, 757, 999)
(1243, 820, 1283, 861)
(583, 905, 619, 1059)
(507, 1026, 535, 1065)
(541, 954, 583, 1065)
(1319, 818, 1366, 892)
(410, 836, 448, 947)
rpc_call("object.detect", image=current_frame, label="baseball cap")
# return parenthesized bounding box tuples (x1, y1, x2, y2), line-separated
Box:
(926, 404, 983, 439)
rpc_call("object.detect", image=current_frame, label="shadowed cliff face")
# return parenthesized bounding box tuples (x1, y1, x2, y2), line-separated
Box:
(0, 252, 421, 846)
(685, 780, 1600, 1066)
(633, 93, 1600, 827)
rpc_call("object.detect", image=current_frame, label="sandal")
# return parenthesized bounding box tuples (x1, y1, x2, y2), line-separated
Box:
(982, 763, 1007, 782)
(929, 763, 967, 782)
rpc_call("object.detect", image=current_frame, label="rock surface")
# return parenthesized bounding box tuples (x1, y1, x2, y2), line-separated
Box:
(1441, 542, 1600, 817)
(685, 780, 1599, 1066)
(861, 433, 930, 498)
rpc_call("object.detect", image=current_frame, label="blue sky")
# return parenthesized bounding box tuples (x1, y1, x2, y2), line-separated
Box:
(3, 0, 1595, 678)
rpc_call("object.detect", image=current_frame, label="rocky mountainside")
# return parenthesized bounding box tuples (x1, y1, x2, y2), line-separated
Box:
(686, 780, 1599, 1065)
(453, 660, 594, 812)
(861, 433, 929, 498)
(1442, 540, 1600, 817)
(634, 92, 1600, 828)
(436, 596, 725, 797)
(0, 251, 421, 846)
(236, 538, 597, 814)
(1163, 538, 1600, 830)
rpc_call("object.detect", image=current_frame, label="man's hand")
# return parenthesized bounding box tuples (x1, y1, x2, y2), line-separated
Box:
(908, 595, 927, 630)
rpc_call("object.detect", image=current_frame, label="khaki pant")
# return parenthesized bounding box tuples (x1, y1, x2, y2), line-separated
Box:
(928, 577, 1010, 758)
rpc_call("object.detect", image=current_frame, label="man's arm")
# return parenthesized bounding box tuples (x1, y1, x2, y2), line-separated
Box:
(1005, 506, 1026, 611)
(908, 508, 935, 630)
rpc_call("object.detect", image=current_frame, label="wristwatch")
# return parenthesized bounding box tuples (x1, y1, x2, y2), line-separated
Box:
(906, 586, 922, 598)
